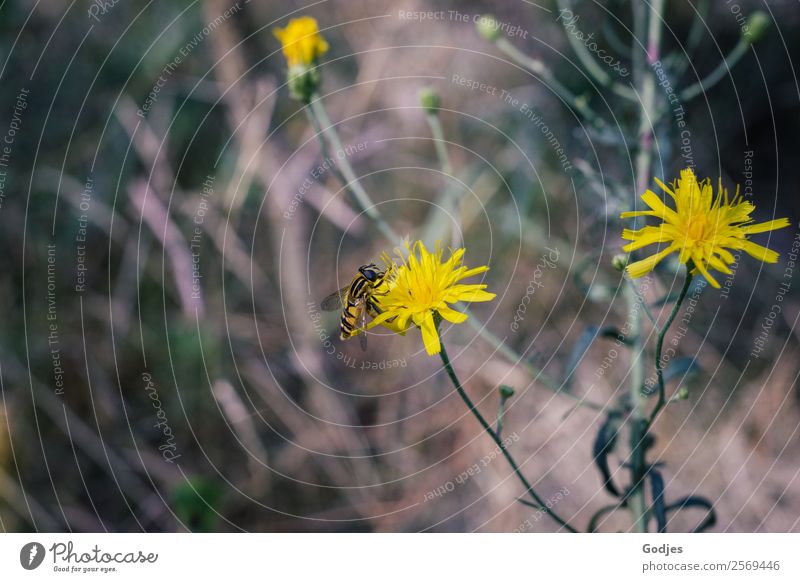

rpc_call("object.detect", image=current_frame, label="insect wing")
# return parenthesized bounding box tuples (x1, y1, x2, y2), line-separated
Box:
(320, 287, 348, 311)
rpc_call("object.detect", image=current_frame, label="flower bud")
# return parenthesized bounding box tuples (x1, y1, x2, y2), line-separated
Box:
(418, 87, 441, 114)
(499, 385, 515, 399)
(287, 64, 321, 103)
(612, 254, 629, 272)
(743, 11, 770, 44)
(476, 14, 501, 42)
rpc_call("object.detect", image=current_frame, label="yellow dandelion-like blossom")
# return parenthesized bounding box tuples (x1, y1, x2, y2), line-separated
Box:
(621, 168, 790, 288)
(273, 16, 329, 68)
(368, 241, 496, 356)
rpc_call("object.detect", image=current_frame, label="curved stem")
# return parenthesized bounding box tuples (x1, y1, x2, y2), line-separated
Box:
(554, 0, 637, 101)
(495, 396, 507, 438)
(494, 37, 602, 123)
(307, 93, 401, 245)
(680, 37, 750, 102)
(423, 111, 461, 250)
(304, 107, 355, 200)
(437, 330, 578, 532)
(555, 0, 610, 87)
(648, 271, 693, 425)
(424, 112, 453, 176)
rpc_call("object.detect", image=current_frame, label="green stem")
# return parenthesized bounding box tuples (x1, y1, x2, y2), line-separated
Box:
(425, 112, 453, 176)
(423, 111, 461, 250)
(626, 0, 665, 534)
(648, 271, 693, 425)
(626, 271, 692, 533)
(494, 37, 602, 123)
(671, 0, 710, 78)
(556, 0, 609, 86)
(304, 107, 355, 200)
(496, 397, 507, 438)
(625, 277, 649, 533)
(437, 330, 578, 532)
(554, 0, 637, 101)
(631, 0, 646, 89)
(307, 94, 401, 246)
(633, 0, 664, 195)
(680, 38, 750, 102)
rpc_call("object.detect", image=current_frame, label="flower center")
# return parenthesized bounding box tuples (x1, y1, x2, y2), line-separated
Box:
(686, 215, 707, 242)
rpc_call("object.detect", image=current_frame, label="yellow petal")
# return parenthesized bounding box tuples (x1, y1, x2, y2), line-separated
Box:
(620, 210, 652, 219)
(455, 265, 490, 281)
(691, 256, 720, 288)
(740, 240, 779, 263)
(715, 247, 736, 264)
(438, 306, 468, 324)
(625, 244, 677, 279)
(707, 254, 732, 275)
(621, 226, 673, 251)
(678, 243, 692, 264)
(416, 311, 441, 356)
(396, 310, 413, 330)
(653, 177, 676, 198)
(640, 189, 678, 221)
(451, 288, 496, 302)
(740, 218, 790, 234)
(381, 317, 410, 334)
(274, 17, 328, 67)
(367, 310, 399, 329)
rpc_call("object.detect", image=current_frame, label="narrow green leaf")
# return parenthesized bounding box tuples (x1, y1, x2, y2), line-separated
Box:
(587, 502, 625, 532)
(592, 411, 623, 497)
(665, 495, 716, 532)
(650, 469, 667, 533)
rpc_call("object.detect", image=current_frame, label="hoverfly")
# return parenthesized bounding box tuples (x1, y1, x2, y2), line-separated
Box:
(320, 263, 391, 350)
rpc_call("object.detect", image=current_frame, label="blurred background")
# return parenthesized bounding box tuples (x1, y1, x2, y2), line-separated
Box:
(1, 0, 799, 532)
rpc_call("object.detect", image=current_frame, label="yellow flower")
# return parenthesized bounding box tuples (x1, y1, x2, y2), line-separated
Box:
(368, 241, 495, 356)
(621, 168, 790, 288)
(273, 16, 329, 68)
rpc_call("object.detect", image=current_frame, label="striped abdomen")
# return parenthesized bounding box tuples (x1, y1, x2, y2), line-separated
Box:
(339, 275, 370, 340)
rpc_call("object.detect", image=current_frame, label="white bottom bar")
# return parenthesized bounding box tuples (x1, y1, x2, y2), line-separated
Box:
(1, 533, 797, 580)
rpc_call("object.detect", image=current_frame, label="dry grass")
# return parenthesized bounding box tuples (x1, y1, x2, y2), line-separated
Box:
(0, 0, 798, 532)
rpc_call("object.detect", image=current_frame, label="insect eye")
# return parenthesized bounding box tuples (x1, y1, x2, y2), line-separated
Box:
(361, 267, 377, 282)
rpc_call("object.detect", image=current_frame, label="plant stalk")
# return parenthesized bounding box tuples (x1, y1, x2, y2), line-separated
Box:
(680, 37, 751, 102)
(438, 330, 578, 532)
(625, 278, 649, 533)
(494, 37, 601, 123)
(307, 94, 401, 245)
(648, 271, 693, 425)
(627, 0, 665, 534)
